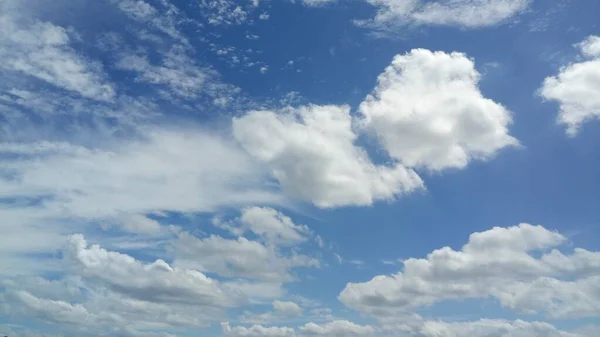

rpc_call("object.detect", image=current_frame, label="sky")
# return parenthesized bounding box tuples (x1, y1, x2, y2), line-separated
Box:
(0, 0, 599, 336)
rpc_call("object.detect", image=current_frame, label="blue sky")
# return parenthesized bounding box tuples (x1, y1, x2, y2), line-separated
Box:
(1, 0, 600, 336)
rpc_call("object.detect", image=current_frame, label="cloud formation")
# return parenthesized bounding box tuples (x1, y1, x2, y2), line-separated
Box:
(540, 35, 600, 135)
(233, 104, 423, 208)
(359, 49, 518, 171)
(339, 224, 600, 319)
(359, 0, 530, 32)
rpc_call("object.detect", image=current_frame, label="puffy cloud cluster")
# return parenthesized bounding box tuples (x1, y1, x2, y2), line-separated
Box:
(171, 230, 320, 282)
(235, 49, 517, 207)
(540, 35, 600, 135)
(359, 49, 518, 171)
(233, 104, 423, 208)
(214, 207, 312, 246)
(339, 224, 600, 319)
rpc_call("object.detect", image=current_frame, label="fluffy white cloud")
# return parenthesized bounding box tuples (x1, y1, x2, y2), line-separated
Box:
(339, 224, 600, 319)
(222, 322, 296, 337)
(540, 35, 600, 135)
(64, 234, 236, 307)
(299, 320, 375, 336)
(0, 10, 115, 101)
(172, 231, 320, 281)
(233, 105, 423, 208)
(360, 0, 530, 31)
(359, 49, 517, 171)
(273, 300, 304, 317)
(215, 207, 312, 246)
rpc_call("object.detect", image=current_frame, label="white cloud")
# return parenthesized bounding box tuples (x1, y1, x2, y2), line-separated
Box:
(239, 300, 304, 325)
(273, 300, 304, 317)
(1, 275, 222, 335)
(64, 234, 236, 307)
(0, 13, 115, 101)
(540, 35, 600, 135)
(3, 290, 93, 325)
(0, 125, 282, 274)
(233, 105, 423, 208)
(302, 0, 337, 7)
(171, 231, 320, 281)
(339, 224, 600, 319)
(359, 49, 517, 171)
(199, 0, 256, 25)
(115, 46, 225, 100)
(215, 207, 312, 246)
(0, 126, 278, 219)
(222, 322, 296, 337)
(110, 0, 188, 44)
(383, 317, 579, 337)
(299, 320, 375, 336)
(360, 0, 530, 31)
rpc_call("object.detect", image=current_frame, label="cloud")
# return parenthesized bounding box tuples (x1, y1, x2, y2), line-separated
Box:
(540, 35, 600, 135)
(222, 322, 296, 337)
(233, 105, 423, 208)
(64, 234, 236, 307)
(171, 230, 320, 282)
(0, 125, 284, 275)
(383, 317, 579, 337)
(302, 0, 338, 7)
(0, 11, 115, 101)
(339, 224, 600, 319)
(239, 300, 304, 325)
(359, 49, 518, 171)
(110, 0, 188, 44)
(359, 0, 530, 32)
(199, 0, 259, 26)
(299, 320, 375, 336)
(273, 300, 304, 317)
(1, 240, 238, 335)
(214, 207, 312, 246)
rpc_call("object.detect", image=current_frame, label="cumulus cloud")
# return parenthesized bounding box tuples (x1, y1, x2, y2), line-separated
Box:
(214, 207, 312, 246)
(171, 230, 319, 281)
(233, 105, 423, 208)
(64, 234, 236, 307)
(359, 49, 518, 171)
(273, 300, 304, 317)
(222, 322, 296, 337)
(359, 0, 530, 32)
(299, 320, 375, 336)
(540, 35, 600, 135)
(339, 224, 600, 319)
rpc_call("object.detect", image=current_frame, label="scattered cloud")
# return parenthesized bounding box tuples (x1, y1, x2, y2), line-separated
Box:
(359, 49, 518, 171)
(214, 207, 313, 246)
(540, 35, 600, 135)
(339, 224, 600, 319)
(357, 0, 531, 33)
(299, 320, 375, 336)
(233, 104, 423, 208)
(0, 12, 115, 101)
(222, 322, 296, 337)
